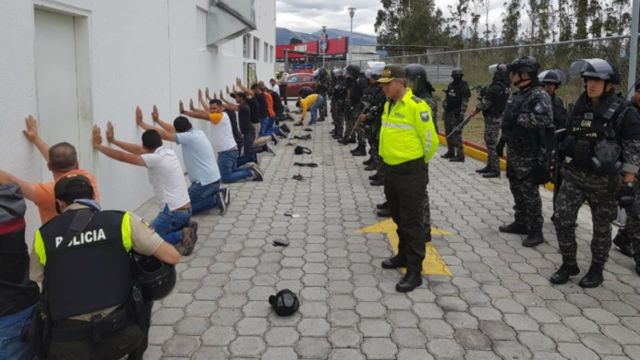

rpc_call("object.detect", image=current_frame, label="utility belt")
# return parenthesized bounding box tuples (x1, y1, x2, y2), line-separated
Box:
(560, 136, 621, 174)
(50, 304, 133, 342)
(384, 158, 425, 174)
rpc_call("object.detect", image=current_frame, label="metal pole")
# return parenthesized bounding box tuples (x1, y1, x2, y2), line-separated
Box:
(284, 49, 289, 73)
(628, 0, 639, 100)
(348, 7, 355, 65)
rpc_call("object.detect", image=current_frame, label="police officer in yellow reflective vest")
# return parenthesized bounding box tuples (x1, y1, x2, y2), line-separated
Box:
(29, 174, 181, 360)
(377, 65, 439, 293)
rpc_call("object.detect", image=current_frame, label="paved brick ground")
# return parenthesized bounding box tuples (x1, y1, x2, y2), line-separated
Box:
(137, 119, 640, 360)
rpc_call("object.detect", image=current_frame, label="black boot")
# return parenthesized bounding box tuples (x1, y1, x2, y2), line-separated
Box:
(363, 157, 374, 165)
(381, 255, 407, 269)
(498, 222, 528, 235)
(635, 255, 640, 276)
(476, 166, 489, 174)
(449, 155, 465, 162)
(351, 144, 367, 156)
(613, 230, 634, 257)
(376, 201, 388, 210)
(550, 255, 580, 284)
(370, 178, 384, 186)
(365, 163, 377, 171)
(483, 170, 500, 178)
(396, 270, 423, 292)
(522, 233, 544, 247)
(377, 208, 391, 217)
(441, 150, 454, 159)
(369, 173, 380, 181)
(579, 262, 604, 288)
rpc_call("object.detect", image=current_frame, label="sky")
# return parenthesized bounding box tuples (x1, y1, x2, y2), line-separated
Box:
(275, 0, 506, 37)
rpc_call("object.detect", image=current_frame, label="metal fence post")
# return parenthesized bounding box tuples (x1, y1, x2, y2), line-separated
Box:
(628, 0, 639, 100)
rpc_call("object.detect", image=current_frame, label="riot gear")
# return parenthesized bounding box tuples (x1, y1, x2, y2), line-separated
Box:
(131, 253, 177, 301)
(569, 58, 620, 84)
(332, 68, 345, 77)
(404, 64, 430, 98)
(451, 67, 464, 77)
(345, 64, 361, 78)
(538, 69, 565, 85)
(507, 56, 540, 75)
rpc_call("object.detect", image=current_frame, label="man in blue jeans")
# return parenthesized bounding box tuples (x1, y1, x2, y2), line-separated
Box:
(0, 183, 39, 360)
(93, 123, 198, 255)
(181, 99, 264, 183)
(297, 93, 326, 125)
(136, 106, 231, 215)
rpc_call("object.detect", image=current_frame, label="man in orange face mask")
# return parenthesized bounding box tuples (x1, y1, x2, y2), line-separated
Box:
(181, 99, 264, 183)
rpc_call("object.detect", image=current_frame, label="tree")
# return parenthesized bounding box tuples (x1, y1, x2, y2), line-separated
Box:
(557, 0, 573, 41)
(501, 0, 521, 45)
(574, 0, 589, 39)
(589, 0, 604, 38)
(448, 0, 471, 48)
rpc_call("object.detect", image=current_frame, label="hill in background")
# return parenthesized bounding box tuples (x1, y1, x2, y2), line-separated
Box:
(276, 27, 377, 46)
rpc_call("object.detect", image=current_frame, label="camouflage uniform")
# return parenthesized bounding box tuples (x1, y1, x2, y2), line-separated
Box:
(554, 92, 640, 265)
(477, 77, 510, 172)
(443, 80, 471, 157)
(502, 84, 553, 237)
(330, 77, 347, 139)
(363, 85, 386, 170)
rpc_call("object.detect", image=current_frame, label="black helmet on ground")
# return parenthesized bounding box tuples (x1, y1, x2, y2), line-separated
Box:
(507, 56, 540, 75)
(569, 58, 619, 84)
(538, 69, 566, 86)
(131, 253, 176, 301)
(269, 289, 299, 316)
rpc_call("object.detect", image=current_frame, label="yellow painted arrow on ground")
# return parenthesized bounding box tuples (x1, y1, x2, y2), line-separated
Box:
(360, 218, 453, 276)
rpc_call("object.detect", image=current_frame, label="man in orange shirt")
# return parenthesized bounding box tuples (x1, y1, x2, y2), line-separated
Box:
(0, 116, 99, 223)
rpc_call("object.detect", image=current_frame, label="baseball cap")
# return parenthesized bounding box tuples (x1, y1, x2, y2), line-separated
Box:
(54, 174, 94, 203)
(377, 65, 405, 84)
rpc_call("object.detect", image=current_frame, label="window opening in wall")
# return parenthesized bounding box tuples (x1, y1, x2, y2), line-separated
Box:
(243, 34, 251, 58)
(253, 37, 260, 60)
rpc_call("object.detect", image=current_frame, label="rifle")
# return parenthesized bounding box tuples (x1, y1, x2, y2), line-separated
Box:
(445, 109, 480, 139)
(344, 100, 372, 140)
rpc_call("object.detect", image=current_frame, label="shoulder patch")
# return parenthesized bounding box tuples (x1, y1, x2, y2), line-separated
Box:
(420, 112, 431, 122)
(533, 102, 548, 115)
(412, 95, 424, 103)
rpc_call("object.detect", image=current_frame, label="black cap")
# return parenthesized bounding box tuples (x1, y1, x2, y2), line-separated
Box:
(54, 174, 94, 203)
(377, 65, 405, 84)
(269, 289, 299, 316)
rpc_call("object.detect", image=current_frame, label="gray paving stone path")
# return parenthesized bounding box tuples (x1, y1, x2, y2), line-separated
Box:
(136, 119, 640, 359)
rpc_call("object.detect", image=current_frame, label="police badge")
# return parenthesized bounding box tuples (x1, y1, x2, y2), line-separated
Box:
(420, 112, 431, 122)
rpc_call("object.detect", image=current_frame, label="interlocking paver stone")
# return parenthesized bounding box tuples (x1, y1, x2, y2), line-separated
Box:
(137, 119, 640, 359)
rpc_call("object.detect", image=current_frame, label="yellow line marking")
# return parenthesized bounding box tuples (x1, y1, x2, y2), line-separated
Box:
(360, 218, 453, 277)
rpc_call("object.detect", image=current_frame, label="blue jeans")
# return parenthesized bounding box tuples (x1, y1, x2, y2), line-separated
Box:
(188, 181, 221, 214)
(218, 149, 253, 183)
(151, 205, 192, 245)
(309, 95, 325, 124)
(0, 306, 36, 360)
(259, 117, 281, 136)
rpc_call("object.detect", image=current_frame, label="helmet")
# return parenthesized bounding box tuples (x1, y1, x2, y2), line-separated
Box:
(345, 64, 361, 78)
(488, 63, 508, 75)
(131, 253, 176, 301)
(404, 64, 429, 97)
(269, 289, 300, 316)
(569, 58, 619, 84)
(356, 76, 369, 89)
(451, 67, 464, 77)
(365, 61, 386, 80)
(538, 69, 565, 85)
(507, 56, 540, 75)
(332, 68, 344, 77)
(298, 86, 313, 98)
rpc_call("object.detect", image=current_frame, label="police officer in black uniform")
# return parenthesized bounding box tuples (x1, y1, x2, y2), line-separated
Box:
(29, 174, 181, 359)
(330, 68, 348, 140)
(314, 68, 331, 121)
(475, 64, 510, 177)
(551, 60, 640, 287)
(499, 56, 553, 248)
(442, 68, 471, 162)
(361, 64, 387, 173)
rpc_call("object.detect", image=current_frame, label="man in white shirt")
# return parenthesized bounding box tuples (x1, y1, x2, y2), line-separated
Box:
(181, 99, 264, 183)
(92, 122, 197, 255)
(136, 106, 231, 215)
(270, 78, 280, 95)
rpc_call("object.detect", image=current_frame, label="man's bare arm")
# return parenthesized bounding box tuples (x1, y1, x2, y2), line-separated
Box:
(236, 78, 254, 97)
(22, 115, 50, 161)
(93, 125, 146, 166)
(179, 100, 211, 121)
(0, 170, 36, 202)
(106, 121, 146, 155)
(137, 106, 176, 142)
(198, 89, 210, 112)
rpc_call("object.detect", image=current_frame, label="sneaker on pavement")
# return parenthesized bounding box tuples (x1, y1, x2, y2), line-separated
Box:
(250, 166, 264, 181)
(180, 225, 197, 256)
(216, 191, 227, 215)
(265, 145, 276, 155)
(270, 134, 279, 145)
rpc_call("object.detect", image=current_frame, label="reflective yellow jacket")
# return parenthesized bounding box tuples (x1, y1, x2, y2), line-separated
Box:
(379, 88, 439, 165)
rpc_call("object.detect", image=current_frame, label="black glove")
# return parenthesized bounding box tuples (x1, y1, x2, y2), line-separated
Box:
(619, 182, 636, 208)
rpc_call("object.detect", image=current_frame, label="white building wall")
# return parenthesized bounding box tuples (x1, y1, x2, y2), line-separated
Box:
(0, 0, 275, 236)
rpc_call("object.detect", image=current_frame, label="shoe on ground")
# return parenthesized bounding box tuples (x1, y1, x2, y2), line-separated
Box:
(498, 222, 528, 235)
(381, 255, 407, 269)
(395, 271, 423, 293)
(522, 234, 544, 247)
(363, 157, 374, 165)
(441, 151, 453, 159)
(217, 188, 230, 216)
(277, 130, 287, 138)
(635, 255, 640, 276)
(270, 134, 279, 145)
(476, 166, 489, 173)
(377, 208, 391, 217)
(180, 224, 198, 256)
(265, 145, 276, 156)
(250, 166, 264, 181)
(318, 117, 326, 122)
(376, 201, 389, 210)
(280, 124, 291, 133)
(449, 156, 465, 162)
(549, 263, 580, 284)
(369, 173, 380, 181)
(483, 171, 500, 178)
(578, 263, 604, 288)
(347, 137, 357, 144)
(370, 179, 384, 186)
(293, 122, 303, 127)
(365, 163, 377, 171)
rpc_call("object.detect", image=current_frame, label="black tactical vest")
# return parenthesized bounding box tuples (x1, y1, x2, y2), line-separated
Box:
(444, 81, 468, 111)
(38, 209, 131, 321)
(482, 83, 509, 117)
(501, 87, 536, 139)
(562, 93, 627, 173)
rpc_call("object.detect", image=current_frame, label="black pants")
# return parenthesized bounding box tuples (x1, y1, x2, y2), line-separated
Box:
(48, 323, 143, 360)
(127, 300, 153, 360)
(384, 158, 428, 272)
